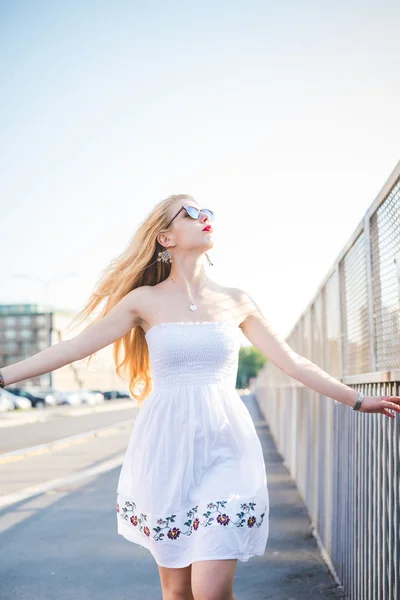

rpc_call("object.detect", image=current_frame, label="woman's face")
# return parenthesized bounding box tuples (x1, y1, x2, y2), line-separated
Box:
(166, 202, 214, 252)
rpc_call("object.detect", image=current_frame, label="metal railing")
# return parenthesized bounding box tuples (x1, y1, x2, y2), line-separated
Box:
(255, 160, 400, 600)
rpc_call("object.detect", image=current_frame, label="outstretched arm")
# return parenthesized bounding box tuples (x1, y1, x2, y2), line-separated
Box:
(0, 287, 145, 387)
(238, 289, 400, 418)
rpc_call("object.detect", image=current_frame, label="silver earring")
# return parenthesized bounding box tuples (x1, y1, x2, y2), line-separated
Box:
(157, 248, 173, 263)
(205, 253, 214, 266)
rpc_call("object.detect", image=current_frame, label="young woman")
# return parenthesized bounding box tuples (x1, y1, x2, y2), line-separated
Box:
(1, 193, 399, 600)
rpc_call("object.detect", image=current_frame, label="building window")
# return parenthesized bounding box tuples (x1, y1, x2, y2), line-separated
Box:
(20, 329, 33, 339)
(5, 330, 16, 339)
(6, 355, 18, 364)
(20, 316, 32, 327)
(21, 342, 35, 353)
(5, 317, 16, 327)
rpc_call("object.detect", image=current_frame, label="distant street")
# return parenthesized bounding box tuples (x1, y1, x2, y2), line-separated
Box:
(0, 399, 139, 454)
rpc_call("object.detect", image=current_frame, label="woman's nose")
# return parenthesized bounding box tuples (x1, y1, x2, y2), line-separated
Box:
(200, 211, 209, 223)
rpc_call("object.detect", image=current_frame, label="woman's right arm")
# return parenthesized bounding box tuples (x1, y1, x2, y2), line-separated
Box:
(0, 287, 146, 387)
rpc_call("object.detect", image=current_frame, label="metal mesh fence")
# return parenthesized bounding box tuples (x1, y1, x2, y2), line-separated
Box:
(371, 177, 400, 371)
(255, 163, 400, 600)
(325, 269, 341, 378)
(340, 232, 371, 375)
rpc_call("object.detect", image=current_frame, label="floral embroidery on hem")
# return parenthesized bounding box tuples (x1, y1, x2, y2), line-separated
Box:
(117, 498, 267, 541)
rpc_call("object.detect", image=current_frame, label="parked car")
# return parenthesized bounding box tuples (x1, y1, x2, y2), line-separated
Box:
(79, 390, 105, 405)
(0, 390, 16, 412)
(58, 391, 83, 406)
(7, 388, 47, 409)
(22, 387, 62, 407)
(1, 388, 32, 410)
(102, 390, 131, 400)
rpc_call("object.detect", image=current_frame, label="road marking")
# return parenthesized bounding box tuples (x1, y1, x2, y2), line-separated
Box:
(0, 453, 126, 510)
(0, 419, 134, 465)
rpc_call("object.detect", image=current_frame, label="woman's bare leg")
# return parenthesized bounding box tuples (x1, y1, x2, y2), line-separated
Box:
(158, 563, 195, 600)
(191, 559, 238, 600)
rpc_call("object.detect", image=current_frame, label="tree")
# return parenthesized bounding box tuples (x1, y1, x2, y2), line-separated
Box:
(236, 346, 267, 389)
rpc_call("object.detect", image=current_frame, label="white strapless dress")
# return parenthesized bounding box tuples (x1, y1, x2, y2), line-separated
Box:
(116, 320, 269, 568)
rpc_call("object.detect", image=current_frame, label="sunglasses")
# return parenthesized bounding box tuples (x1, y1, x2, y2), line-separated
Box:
(165, 205, 215, 229)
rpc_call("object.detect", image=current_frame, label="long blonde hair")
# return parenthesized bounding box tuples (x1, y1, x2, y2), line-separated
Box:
(70, 193, 207, 408)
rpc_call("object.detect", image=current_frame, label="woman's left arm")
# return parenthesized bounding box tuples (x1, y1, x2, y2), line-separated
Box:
(237, 289, 400, 419)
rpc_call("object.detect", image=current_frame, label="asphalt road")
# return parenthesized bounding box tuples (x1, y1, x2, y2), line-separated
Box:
(0, 395, 345, 600)
(0, 399, 139, 453)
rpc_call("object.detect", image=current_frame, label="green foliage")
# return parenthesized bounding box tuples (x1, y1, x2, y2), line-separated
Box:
(236, 345, 267, 389)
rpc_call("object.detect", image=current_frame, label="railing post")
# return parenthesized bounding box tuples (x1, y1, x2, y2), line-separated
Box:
(336, 263, 345, 386)
(364, 214, 377, 372)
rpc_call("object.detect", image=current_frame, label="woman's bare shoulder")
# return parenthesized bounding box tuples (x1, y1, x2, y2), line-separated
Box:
(216, 283, 251, 302)
(211, 283, 256, 326)
(130, 284, 171, 329)
(124, 285, 156, 327)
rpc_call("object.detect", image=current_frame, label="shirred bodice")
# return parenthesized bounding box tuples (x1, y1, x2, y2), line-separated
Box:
(144, 320, 241, 389)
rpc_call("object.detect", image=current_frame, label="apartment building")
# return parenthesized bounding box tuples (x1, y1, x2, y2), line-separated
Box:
(0, 303, 130, 392)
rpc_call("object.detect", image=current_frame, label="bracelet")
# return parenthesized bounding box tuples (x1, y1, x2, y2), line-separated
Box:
(0, 369, 5, 389)
(352, 390, 364, 411)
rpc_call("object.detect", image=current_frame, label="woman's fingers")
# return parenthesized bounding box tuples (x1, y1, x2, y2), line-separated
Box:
(380, 397, 400, 418)
(383, 401, 400, 413)
(384, 396, 400, 404)
(360, 396, 400, 416)
(381, 409, 395, 418)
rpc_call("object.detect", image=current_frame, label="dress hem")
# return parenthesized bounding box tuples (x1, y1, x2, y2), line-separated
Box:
(117, 528, 263, 568)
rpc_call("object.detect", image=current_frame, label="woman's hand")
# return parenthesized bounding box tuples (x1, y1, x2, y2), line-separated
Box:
(359, 395, 400, 418)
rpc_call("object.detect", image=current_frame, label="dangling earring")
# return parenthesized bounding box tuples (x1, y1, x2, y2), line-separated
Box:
(205, 252, 214, 266)
(157, 248, 173, 263)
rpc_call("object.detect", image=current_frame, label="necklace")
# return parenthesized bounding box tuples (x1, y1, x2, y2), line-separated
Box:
(170, 275, 209, 311)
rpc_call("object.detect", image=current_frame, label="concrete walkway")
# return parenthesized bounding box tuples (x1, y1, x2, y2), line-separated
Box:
(0, 394, 346, 600)
(235, 393, 345, 599)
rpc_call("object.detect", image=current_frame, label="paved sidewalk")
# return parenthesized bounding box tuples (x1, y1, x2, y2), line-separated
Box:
(0, 394, 346, 600)
(234, 393, 345, 599)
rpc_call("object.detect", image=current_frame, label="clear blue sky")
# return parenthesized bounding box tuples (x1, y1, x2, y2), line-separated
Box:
(1, 0, 399, 337)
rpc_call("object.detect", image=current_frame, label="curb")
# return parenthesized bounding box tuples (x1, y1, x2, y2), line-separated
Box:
(0, 399, 138, 428)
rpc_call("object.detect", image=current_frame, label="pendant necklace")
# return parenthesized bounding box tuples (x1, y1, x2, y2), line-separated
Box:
(170, 275, 209, 311)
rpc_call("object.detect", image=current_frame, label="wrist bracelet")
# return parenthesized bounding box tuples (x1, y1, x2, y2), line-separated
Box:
(352, 390, 364, 411)
(0, 370, 5, 389)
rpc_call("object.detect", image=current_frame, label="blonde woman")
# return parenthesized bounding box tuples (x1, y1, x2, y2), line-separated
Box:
(1, 193, 400, 600)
